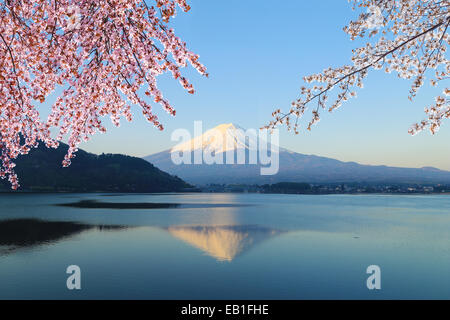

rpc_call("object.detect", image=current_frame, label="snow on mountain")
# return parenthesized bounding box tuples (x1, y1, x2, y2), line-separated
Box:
(171, 123, 274, 154)
(144, 123, 450, 185)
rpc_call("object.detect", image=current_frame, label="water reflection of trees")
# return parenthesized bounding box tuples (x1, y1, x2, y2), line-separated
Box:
(0, 218, 126, 255)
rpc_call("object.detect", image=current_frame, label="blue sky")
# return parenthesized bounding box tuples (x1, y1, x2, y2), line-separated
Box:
(59, 0, 450, 170)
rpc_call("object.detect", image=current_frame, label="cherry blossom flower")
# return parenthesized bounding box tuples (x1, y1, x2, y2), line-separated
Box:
(364, 5, 384, 29)
(66, 5, 81, 30)
(267, 0, 449, 137)
(0, 0, 207, 189)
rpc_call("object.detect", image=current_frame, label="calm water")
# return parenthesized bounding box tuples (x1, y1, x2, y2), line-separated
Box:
(0, 193, 449, 299)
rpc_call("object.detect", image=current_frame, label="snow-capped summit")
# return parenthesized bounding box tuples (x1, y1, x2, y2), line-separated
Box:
(144, 123, 450, 185)
(171, 123, 262, 154)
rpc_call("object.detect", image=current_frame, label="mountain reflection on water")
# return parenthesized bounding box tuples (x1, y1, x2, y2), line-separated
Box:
(168, 225, 283, 261)
(0, 218, 282, 262)
(1, 194, 282, 261)
(2, 193, 450, 299)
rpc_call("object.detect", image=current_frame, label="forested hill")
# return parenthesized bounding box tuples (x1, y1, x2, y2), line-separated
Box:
(0, 143, 191, 193)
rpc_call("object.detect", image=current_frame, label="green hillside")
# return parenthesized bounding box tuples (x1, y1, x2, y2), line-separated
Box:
(0, 143, 191, 193)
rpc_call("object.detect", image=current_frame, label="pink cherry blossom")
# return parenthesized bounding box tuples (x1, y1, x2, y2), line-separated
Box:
(267, 0, 449, 136)
(0, 0, 207, 189)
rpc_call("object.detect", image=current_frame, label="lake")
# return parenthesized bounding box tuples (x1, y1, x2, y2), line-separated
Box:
(0, 193, 449, 299)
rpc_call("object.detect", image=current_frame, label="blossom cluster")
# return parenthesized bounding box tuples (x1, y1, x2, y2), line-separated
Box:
(266, 0, 449, 136)
(0, 0, 207, 189)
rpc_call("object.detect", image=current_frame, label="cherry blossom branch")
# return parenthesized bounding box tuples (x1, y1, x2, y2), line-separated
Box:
(267, 0, 449, 136)
(0, 0, 207, 189)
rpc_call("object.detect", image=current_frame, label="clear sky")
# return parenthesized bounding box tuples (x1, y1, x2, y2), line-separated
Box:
(52, 0, 450, 170)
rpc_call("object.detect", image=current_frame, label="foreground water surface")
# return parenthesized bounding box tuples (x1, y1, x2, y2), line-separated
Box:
(0, 193, 449, 299)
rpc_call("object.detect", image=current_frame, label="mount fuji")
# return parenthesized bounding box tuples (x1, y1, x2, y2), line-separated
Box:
(144, 123, 450, 185)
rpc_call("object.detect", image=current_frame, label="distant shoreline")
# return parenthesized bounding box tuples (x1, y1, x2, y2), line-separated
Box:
(2, 181, 450, 195)
(1, 191, 449, 196)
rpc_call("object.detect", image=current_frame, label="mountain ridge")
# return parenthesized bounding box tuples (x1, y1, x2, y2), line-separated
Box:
(144, 123, 450, 185)
(1, 142, 192, 192)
